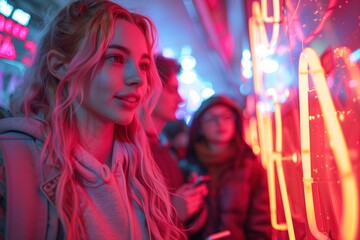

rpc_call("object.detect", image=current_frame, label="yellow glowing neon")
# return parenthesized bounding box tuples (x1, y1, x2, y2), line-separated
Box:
(249, 117, 261, 156)
(255, 103, 271, 169)
(255, 100, 296, 239)
(248, 15, 263, 96)
(269, 92, 296, 238)
(298, 47, 359, 240)
(249, 1, 294, 236)
(261, 0, 280, 23)
(252, 1, 280, 50)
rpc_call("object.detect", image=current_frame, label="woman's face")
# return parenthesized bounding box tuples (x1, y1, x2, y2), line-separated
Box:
(77, 19, 150, 126)
(200, 105, 236, 145)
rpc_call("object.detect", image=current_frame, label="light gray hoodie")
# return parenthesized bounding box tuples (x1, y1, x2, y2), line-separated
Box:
(0, 117, 148, 240)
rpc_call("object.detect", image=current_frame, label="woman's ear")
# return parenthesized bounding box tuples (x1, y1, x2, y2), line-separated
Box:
(47, 50, 69, 80)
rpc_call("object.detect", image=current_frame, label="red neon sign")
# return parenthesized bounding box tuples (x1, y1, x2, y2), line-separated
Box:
(0, 34, 16, 59)
(0, 14, 28, 40)
(0, 13, 36, 65)
(22, 40, 36, 66)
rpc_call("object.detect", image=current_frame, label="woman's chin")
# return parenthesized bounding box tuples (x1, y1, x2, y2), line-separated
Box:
(114, 116, 134, 126)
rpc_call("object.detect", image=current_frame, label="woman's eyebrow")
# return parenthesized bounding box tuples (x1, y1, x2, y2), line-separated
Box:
(108, 44, 151, 60)
(108, 44, 130, 54)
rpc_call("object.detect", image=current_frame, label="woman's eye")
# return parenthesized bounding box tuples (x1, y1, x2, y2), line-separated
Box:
(139, 62, 150, 71)
(108, 55, 124, 64)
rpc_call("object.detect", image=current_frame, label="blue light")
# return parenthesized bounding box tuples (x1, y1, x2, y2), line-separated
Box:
(242, 49, 251, 59)
(350, 48, 360, 63)
(260, 58, 279, 73)
(201, 87, 215, 99)
(0, 0, 13, 17)
(162, 48, 175, 58)
(179, 71, 197, 84)
(180, 55, 196, 71)
(12, 8, 31, 26)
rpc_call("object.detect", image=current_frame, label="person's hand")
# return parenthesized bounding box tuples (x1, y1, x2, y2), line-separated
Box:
(171, 182, 208, 222)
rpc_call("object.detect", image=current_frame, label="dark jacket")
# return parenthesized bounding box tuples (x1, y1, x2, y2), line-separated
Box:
(148, 133, 184, 193)
(181, 153, 271, 240)
(182, 95, 272, 240)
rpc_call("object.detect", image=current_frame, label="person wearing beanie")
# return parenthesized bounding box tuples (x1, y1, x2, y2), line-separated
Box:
(181, 95, 272, 240)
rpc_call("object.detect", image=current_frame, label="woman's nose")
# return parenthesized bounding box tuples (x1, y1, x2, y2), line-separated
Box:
(124, 58, 144, 86)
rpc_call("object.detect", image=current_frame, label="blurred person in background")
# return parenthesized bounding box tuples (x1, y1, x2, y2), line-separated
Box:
(147, 54, 208, 234)
(163, 119, 189, 161)
(181, 95, 272, 240)
(0, 1, 186, 239)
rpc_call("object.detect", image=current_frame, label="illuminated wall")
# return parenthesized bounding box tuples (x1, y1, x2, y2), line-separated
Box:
(245, 0, 360, 239)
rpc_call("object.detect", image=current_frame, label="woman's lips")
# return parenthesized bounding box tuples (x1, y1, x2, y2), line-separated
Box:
(115, 94, 141, 109)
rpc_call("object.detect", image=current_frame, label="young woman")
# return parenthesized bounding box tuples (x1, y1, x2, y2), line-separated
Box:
(0, 1, 186, 239)
(181, 95, 272, 240)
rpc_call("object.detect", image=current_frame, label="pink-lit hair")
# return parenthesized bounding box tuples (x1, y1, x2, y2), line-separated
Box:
(11, 0, 185, 239)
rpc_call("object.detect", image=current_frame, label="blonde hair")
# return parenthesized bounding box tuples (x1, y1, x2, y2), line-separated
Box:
(11, 0, 185, 239)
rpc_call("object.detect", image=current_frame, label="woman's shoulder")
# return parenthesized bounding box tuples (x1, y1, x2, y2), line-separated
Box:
(0, 117, 46, 141)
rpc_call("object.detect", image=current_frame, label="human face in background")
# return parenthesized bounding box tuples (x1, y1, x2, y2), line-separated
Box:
(78, 19, 150, 127)
(153, 72, 183, 121)
(200, 105, 236, 145)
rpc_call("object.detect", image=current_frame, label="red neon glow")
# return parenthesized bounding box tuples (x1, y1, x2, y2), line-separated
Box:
(22, 40, 36, 66)
(0, 14, 29, 40)
(0, 34, 16, 60)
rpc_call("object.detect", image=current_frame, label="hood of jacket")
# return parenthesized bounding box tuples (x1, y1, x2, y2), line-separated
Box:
(0, 116, 46, 141)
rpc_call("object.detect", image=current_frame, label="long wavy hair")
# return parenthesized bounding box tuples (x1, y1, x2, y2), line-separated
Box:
(11, 0, 185, 239)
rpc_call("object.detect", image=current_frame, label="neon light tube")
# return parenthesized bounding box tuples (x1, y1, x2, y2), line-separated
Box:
(270, 92, 296, 238)
(298, 47, 359, 240)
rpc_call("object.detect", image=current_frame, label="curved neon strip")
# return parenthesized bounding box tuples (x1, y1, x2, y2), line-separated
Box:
(256, 99, 296, 238)
(298, 47, 358, 240)
(248, 16, 263, 96)
(249, 2, 293, 235)
(272, 93, 296, 237)
(255, 102, 271, 169)
(261, 0, 280, 23)
(249, 117, 261, 156)
(252, 1, 280, 49)
(256, 103, 286, 231)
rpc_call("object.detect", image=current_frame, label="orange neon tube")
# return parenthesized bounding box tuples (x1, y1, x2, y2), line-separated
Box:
(249, 1, 293, 235)
(298, 47, 358, 240)
(269, 92, 296, 238)
(252, 1, 280, 50)
(255, 103, 271, 169)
